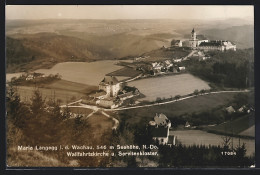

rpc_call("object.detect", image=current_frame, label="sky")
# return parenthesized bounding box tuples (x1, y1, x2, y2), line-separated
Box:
(6, 5, 254, 20)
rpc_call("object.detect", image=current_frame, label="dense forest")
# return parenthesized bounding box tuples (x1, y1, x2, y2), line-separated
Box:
(185, 48, 254, 89)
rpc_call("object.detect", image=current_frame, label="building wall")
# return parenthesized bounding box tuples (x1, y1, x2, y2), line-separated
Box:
(153, 137, 168, 145)
(99, 83, 121, 97)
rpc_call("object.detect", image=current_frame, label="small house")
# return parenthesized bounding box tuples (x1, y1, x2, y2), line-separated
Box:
(149, 113, 175, 145)
(226, 106, 235, 113)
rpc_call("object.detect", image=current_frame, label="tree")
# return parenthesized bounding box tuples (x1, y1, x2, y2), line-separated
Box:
(174, 95, 181, 101)
(194, 89, 199, 96)
(6, 84, 30, 129)
(30, 89, 46, 118)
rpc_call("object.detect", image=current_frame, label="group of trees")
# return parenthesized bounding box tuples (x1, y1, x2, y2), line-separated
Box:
(158, 142, 254, 167)
(187, 49, 254, 88)
(6, 85, 109, 167)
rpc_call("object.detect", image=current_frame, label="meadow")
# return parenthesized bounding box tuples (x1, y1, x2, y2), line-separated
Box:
(14, 80, 96, 105)
(128, 73, 210, 101)
(203, 114, 255, 137)
(116, 92, 240, 125)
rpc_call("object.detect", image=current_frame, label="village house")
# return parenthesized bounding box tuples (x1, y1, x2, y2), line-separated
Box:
(226, 106, 236, 114)
(25, 72, 44, 81)
(172, 40, 183, 47)
(173, 58, 182, 63)
(149, 113, 176, 145)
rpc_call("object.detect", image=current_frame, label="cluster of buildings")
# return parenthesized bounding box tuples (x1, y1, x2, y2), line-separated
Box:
(173, 28, 236, 52)
(226, 105, 255, 114)
(149, 113, 176, 146)
(85, 76, 139, 109)
(149, 60, 185, 75)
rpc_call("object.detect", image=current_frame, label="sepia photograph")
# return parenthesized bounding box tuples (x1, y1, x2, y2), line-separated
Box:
(5, 5, 255, 168)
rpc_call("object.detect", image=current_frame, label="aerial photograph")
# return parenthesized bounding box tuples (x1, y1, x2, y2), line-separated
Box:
(5, 5, 254, 168)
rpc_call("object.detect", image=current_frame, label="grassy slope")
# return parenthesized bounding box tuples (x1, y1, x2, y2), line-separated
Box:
(204, 114, 255, 136)
(15, 79, 97, 105)
(117, 92, 239, 125)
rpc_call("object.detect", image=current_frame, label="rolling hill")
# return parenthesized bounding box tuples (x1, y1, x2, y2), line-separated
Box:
(201, 25, 254, 49)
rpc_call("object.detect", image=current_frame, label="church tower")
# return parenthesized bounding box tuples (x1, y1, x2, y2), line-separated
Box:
(190, 28, 197, 48)
(191, 28, 196, 40)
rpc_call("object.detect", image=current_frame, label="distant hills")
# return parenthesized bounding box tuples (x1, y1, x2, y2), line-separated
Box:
(6, 18, 254, 73)
(6, 32, 175, 72)
(201, 25, 254, 49)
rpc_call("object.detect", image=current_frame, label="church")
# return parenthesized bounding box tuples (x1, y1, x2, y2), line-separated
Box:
(188, 28, 236, 51)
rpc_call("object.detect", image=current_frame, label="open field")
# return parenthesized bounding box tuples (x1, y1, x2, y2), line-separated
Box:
(106, 67, 141, 77)
(14, 80, 94, 105)
(128, 74, 210, 101)
(203, 114, 255, 137)
(16, 86, 85, 105)
(170, 130, 255, 156)
(117, 92, 241, 125)
(239, 125, 255, 137)
(43, 79, 97, 93)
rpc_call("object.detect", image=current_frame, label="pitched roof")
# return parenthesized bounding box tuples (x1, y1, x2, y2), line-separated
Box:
(199, 41, 222, 47)
(226, 106, 235, 113)
(100, 76, 119, 85)
(154, 113, 170, 126)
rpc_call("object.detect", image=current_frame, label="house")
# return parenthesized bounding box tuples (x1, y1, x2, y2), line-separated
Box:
(26, 74, 34, 80)
(97, 98, 120, 109)
(185, 121, 191, 128)
(173, 58, 182, 63)
(149, 113, 175, 145)
(171, 40, 182, 47)
(178, 66, 186, 71)
(117, 86, 139, 100)
(99, 76, 122, 97)
(226, 106, 235, 113)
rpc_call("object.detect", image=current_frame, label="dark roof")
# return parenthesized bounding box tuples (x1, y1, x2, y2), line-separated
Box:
(172, 40, 181, 44)
(150, 126, 168, 137)
(123, 86, 138, 92)
(197, 35, 208, 40)
(199, 41, 222, 47)
(192, 28, 195, 33)
(100, 76, 119, 85)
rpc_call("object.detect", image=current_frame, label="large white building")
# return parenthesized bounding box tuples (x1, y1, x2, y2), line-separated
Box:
(189, 28, 236, 51)
(99, 76, 121, 97)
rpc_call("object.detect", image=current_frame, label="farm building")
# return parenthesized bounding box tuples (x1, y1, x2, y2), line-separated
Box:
(226, 106, 236, 113)
(96, 98, 120, 109)
(99, 76, 122, 97)
(149, 113, 175, 145)
(171, 40, 182, 47)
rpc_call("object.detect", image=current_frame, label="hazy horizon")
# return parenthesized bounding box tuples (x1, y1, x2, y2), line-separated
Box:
(6, 5, 253, 21)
